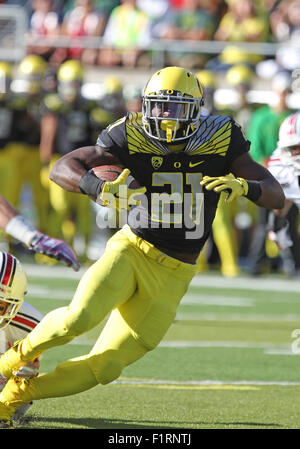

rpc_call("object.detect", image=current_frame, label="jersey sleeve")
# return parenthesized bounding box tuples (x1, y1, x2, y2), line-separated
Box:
(95, 115, 128, 163)
(224, 120, 251, 171)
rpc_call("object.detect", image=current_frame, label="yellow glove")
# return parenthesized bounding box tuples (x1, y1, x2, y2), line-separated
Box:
(98, 168, 147, 211)
(200, 173, 248, 204)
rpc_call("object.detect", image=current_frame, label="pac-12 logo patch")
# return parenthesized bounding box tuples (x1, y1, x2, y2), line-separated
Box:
(151, 156, 163, 170)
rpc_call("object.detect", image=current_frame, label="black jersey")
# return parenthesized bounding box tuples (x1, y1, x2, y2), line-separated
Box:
(0, 98, 14, 148)
(96, 112, 250, 254)
(10, 95, 43, 146)
(0, 95, 42, 148)
(42, 93, 113, 155)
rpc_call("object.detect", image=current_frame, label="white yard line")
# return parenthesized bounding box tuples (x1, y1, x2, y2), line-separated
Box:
(24, 263, 85, 279)
(27, 285, 74, 300)
(159, 340, 289, 349)
(191, 274, 300, 293)
(175, 312, 300, 321)
(70, 338, 294, 353)
(26, 284, 300, 321)
(181, 295, 255, 307)
(24, 264, 300, 293)
(114, 378, 300, 387)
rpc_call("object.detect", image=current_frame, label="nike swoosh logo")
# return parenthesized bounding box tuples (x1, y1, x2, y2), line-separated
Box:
(189, 161, 205, 168)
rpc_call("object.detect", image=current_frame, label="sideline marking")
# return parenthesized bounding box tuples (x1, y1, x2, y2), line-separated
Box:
(119, 384, 259, 391)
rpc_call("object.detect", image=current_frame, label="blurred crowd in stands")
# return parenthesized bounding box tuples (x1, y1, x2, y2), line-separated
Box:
(0, 0, 298, 71)
(0, 0, 299, 278)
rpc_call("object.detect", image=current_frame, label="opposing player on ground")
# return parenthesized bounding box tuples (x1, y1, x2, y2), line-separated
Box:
(267, 112, 300, 258)
(0, 251, 42, 423)
(0, 66, 284, 427)
(0, 194, 80, 271)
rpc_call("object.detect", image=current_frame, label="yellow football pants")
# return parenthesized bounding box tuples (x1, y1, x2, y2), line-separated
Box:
(197, 193, 239, 277)
(0, 148, 13, 198)
(44, 155, 92, 250)
(0, 143, 49, 232)
(18, 225, 197, 399)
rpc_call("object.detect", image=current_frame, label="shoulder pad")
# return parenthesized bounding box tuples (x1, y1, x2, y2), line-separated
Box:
(127, 112, 143, 128)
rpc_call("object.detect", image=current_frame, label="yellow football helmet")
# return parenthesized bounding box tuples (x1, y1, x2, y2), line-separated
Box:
(57, 60, 84, 83)
(195, 70, 216, 90)
(0, 252, 27, 330)
(142, 66, 204, 143)
(103, 75, 123, 95)
(57, 60, 84, 102)
(226, 64, 254, 87)
(16, 55, 48, 95)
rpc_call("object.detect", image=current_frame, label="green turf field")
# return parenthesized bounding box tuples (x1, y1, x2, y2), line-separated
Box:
(11, 264, 300, 430)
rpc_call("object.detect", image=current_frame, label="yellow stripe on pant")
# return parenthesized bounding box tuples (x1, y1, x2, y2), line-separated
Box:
(19, 225, 197, 399)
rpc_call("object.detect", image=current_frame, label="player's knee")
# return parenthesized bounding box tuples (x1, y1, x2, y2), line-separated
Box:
(87, 351, 124, 385)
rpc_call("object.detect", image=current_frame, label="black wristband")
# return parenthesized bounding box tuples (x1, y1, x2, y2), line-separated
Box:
(79, 171, 105, 197)
(244, 180, 262, 202)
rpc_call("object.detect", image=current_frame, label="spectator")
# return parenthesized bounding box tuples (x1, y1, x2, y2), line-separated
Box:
(270, 0, 300, 42)
(26, 0, 61, 61)
(158, 0, 220, 68)
(215, 0, 270, 43)
(169, 0, 185, 8)
(137, 0, 169, 19)
(61, 0, 120, 31)
(212, 0, 270, 69)
(98, 0, 152, 68)
(51, 0, 106, 66)
(62, 0, 120, 15)
(162, 0, 219, 40)
(267, 0, 300, 73)
(137, 0, 169, 59)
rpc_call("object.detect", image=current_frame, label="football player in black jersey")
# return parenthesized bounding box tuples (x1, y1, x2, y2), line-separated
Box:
(39, 60, 113, 257)
(0, 67, 284, 426)
(0, 62, 14, 203)
(0, 55, 50, 234)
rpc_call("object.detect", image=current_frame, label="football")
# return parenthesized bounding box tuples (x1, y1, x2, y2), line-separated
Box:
(91, 165, 141, 189)
(92, 165, 123, 182)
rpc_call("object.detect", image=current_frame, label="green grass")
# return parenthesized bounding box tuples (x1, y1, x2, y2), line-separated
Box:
(17, 385, 300, 429)
(10, 267, 300, 429)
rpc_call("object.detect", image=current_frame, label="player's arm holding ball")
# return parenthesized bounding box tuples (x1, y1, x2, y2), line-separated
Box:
(49, 146, 146, 211)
